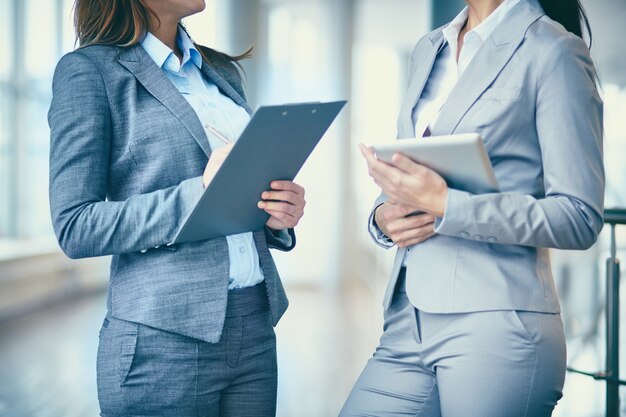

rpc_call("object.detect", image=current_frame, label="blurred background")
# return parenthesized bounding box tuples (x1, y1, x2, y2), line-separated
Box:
(0, 0, 625, 416)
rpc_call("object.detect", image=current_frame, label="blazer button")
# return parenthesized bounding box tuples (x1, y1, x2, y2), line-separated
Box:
(487, 236, 497, 243)
(460, 232, 470, 238)
(472, 235, 484, 241)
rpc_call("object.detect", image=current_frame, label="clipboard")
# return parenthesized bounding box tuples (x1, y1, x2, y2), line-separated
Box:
(172, 100, 347, 244)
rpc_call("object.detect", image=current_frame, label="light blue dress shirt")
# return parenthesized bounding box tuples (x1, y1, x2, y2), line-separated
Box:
(141, 29, 265, 290)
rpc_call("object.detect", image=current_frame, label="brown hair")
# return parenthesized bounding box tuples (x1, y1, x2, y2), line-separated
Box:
(73, 0, 252, 61)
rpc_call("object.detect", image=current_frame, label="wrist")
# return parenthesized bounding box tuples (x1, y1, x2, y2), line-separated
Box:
(374, 204, 384, 229)
(434, 186, 448, 217)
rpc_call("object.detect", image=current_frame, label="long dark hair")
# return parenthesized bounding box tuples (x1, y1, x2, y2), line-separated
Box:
(538, 0, 593, 47)
(73, 0, 252, 61)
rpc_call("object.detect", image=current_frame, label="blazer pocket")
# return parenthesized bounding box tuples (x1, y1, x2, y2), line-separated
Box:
(479, 86, 522, 101)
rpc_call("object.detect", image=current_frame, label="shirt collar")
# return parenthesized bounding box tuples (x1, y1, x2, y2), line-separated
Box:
(442, 0, 522, 50)
(141, 27, 203, 72)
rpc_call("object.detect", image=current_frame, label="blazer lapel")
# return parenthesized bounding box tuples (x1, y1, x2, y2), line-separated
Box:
(433, 0, 545, 134)
(398, 30, 446, 138)
(118, 45, 213, 158)
(199, 63, 253, 116)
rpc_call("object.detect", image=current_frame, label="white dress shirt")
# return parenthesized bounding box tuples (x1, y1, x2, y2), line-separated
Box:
(413, 0, 522, 136)
(370, 0, 522, 253)
(141, 29, 266, 290)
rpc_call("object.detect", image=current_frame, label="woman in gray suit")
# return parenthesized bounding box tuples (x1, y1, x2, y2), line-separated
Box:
(343, 0, 603, 416)
(48, 0, 305, 416)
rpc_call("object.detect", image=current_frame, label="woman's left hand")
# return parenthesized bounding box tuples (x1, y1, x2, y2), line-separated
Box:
(258, 181, 306, 230)
(360, 144, 448, 217)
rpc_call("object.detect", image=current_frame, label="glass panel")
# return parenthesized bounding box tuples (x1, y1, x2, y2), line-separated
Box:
(24, 0, 57, 79)
(20, 92, 53, 238)
(603, 84, 626, 208)
(19, 0, 59, 238)
(0, 0, 14, 237)
(183, 0, 217, 46)
(0, 0, 13, 79)
(0, 86, 13, 238)
(62, 0, 76, 53)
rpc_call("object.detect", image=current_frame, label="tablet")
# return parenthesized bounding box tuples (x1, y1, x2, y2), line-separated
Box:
(172, 100, 347, 244)
(371, 133, 499, 194)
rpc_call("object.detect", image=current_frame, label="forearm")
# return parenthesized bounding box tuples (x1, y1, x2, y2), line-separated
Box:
(52, 176, 204, 258)
(435, 189, 603, 250)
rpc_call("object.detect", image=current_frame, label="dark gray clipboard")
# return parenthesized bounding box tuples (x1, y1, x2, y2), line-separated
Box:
(172, 101, 347, 244)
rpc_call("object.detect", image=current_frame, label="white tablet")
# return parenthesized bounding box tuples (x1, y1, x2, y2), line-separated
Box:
(371, 133, 499, 194)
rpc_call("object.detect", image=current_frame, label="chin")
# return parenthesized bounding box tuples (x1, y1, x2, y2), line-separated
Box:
(192, 0, 206, 14)
(180, 0, 205, 18)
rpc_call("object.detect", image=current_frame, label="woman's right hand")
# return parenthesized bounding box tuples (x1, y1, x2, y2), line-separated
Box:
(375, 202, 437, 248)
(202, 144, 233, 188)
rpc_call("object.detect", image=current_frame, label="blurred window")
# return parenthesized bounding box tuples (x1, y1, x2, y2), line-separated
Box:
(0, 0, 215, 242)
(0, 0, 15, 238)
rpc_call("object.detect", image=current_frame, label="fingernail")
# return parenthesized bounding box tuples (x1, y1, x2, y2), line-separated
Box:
(258, 202, 265, 208)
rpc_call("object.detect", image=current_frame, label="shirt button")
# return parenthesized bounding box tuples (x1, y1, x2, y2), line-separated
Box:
(239, 247, 246, 254)
(209, 103, 216, 108)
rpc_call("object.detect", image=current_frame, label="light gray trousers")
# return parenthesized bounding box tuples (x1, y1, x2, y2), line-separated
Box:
(340, 269, 566, 417)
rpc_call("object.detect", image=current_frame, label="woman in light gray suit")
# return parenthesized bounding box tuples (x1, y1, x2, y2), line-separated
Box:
(48, 0, 306, 416)
(342, 0, 603, 416)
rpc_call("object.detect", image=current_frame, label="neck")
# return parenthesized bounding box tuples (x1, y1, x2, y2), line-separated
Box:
(149, 16, 182, 59)
(465, 0, 505, 30)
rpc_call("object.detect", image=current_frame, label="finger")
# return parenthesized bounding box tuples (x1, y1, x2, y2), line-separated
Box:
(360, 145, 398, 183)
(265, 209, 290, 221)
(258, 201, 297, 216)
(266, 210, 298, 227)
(389, 224, 434, 244)
(397, 231, 437, 248)
(270, 181, 304, 195)
(390, 152, 425, 175)
(370, 166, 401, 194)
(261, 190, 300, 204)
(379, 204, 412, 225)
(215, 144, 234, 156)
(386, 217, 435, 235)
(359, 143, 377, 164)
(406, 213, 437, 227)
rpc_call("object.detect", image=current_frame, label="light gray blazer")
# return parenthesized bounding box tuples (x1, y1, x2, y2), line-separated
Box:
(372, 0, 604, 313)
(48, 43, 294, 343)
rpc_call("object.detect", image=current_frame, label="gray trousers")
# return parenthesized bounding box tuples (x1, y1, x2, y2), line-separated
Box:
(340, 269, 566, 417)
(97, 284, 277, 417)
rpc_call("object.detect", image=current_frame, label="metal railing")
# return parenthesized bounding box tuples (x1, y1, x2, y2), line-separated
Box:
(567, 208, 626, 417)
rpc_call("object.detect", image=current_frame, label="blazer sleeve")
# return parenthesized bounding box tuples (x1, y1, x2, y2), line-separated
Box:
(48, 51, 205, 259)
(265, 227, 296, 251)
(434, 35, 605, 250)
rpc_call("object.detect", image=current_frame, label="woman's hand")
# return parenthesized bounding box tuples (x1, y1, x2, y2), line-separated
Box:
(360, 144, 448, 217)
(375, 203, 437, 248)
(202, 144, 234, 189)
(258, 181, 306, 230)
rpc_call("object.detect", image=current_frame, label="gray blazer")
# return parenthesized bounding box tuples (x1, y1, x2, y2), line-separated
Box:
(372, 0, 604, 313)
(48, 43, 293, 343)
